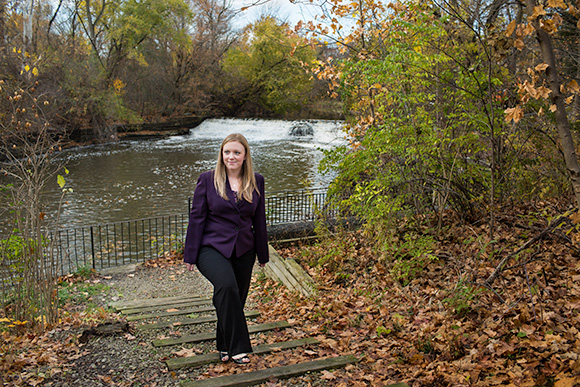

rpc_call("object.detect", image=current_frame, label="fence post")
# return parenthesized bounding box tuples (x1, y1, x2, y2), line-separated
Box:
(90, 226, 95, 270)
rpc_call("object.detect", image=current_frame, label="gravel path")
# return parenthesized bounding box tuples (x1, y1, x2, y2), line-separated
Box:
(103, 262, 214, 303)
(46, 262, 224, 386)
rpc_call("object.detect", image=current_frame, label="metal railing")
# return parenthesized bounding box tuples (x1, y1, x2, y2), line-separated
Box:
(51, 213, 189, 276)
(266, 188, 333, 224)
(47, 188, 335, 276)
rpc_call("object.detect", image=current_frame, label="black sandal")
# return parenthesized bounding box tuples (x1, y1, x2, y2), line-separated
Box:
(220, 351, 230, 362)
(232, 353, 250, 364)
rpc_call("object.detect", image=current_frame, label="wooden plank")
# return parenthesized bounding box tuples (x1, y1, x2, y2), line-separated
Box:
(276, 258, 312, 298)
(264, 246, 316, 298)
(264, 252, 301, 293)
(263, 253, 291, 286)
(166, 337, 320, 370)
(110, 295, 209, 311)
(136, 310, 259, 331)
(181, 355, 359, 387)
(154, 321, 291, 347)
(126, 305, 215, 322)
(111, 295, 206, 310)
(282, 258, 316, 296)
(122, 299, 213, 315)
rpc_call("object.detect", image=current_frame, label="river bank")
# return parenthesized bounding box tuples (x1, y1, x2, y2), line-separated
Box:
(61, 115, 208, 149)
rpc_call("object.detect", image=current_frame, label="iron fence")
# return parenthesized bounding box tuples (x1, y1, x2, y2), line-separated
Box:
(266, 188, 334, 224)
(45, 188, 335, 276)
(51, 213, 189, 276)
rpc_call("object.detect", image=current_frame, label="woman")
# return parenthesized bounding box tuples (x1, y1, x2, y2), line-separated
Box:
(184, 133, 269, 365)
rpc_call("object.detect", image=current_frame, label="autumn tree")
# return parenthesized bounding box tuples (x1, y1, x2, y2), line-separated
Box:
(178, 0, 238, 115)
(294, 0, 580, 285)
(504, 0, 580, 207)
(220, 16, 316, 116)
(47, 0, 192, 136)
(316, 1, 511, 215)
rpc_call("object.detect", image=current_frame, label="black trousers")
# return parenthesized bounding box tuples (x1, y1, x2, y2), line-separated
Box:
(196, 246, 256, 356)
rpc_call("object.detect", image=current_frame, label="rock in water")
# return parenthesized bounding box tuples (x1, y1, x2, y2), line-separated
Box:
(289, 121, 314, 136)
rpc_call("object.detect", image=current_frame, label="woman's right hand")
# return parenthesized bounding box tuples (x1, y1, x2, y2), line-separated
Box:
(186, 263, 195, 271)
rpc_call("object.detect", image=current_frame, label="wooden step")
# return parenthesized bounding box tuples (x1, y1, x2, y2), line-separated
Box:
(136, 310, 260, 331)
(122, 298, 213, 315)
(181, 355, 359, 387)
(166, 337, 319, 370)
(126, 305, 215, 322)
(110, 295, 210, 311)
(154, 321, 291, 347)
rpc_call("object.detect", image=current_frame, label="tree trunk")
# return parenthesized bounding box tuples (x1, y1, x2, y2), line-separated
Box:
(22, 0, 34, 79)
(525, 0, 580, 208)
(0, 0, 5, 55)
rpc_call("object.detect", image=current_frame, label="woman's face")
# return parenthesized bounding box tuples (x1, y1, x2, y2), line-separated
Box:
(222, 141, 246, 174)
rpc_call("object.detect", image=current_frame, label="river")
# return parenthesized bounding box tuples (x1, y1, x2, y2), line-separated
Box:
(25, 118, 346, 230)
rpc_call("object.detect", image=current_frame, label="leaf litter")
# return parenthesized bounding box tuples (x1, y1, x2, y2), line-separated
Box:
(1, 205, 580, 386)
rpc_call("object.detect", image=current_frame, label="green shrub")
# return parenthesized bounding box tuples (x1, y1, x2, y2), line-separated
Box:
(383, 232, 438, 285)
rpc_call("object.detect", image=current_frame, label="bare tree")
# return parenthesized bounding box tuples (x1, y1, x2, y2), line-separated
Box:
(0, 81, 67, 332)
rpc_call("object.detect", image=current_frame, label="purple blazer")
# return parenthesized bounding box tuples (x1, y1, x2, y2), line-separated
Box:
(183, 171, 269, 265)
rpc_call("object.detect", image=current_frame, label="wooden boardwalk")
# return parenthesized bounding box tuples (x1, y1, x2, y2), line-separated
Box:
(110, 294, 407, 386)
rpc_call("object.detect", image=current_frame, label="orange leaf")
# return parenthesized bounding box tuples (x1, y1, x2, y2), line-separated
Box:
(550, 104, 557, 112)
(531, 5, 547, 19)
(570, 211, 580, 224)
(524, 23, 535, 36)
(546, 0, 567, 9)
(537, 86, 551, 99)
(554, 376, 579, 387)
(506, 20, 516, 37)
(321, 370, 337, 380)
(505, 106, 524, 123)
(173, 348, 197, 357)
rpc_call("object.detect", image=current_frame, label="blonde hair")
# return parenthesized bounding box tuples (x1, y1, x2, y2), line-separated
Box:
(214, 133, 258, 202)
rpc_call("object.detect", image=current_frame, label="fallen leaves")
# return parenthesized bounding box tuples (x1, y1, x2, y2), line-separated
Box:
(249, 204, 580, 386)
(172, 347, 200, 357)
(3, 204, 579, 386)
(0, 327, 80, 386)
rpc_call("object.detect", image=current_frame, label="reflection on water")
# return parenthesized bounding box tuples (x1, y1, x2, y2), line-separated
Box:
(1, 118, 345, 230)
